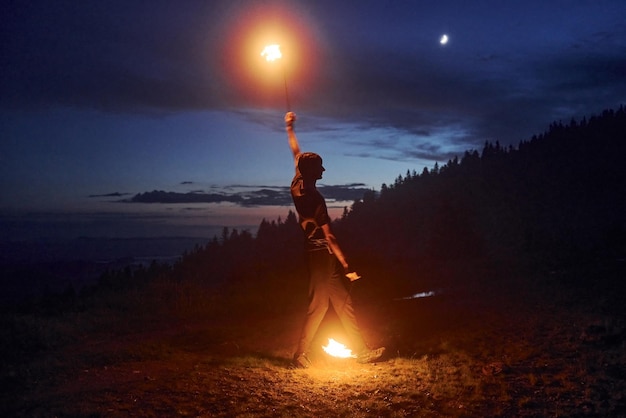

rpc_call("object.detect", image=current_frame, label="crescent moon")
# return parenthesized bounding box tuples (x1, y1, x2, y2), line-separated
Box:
(440, 34, 449, 45)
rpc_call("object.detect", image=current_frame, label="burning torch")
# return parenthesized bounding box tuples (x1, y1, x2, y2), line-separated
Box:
(322, 272, 362, 358)
(261, 44, 291, 111)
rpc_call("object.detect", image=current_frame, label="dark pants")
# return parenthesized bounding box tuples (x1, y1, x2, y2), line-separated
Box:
(295, 249, 368, 355)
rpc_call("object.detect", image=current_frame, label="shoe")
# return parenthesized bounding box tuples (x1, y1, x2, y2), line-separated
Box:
(356, 347, 386, 364)
(293, 353, 312, 369)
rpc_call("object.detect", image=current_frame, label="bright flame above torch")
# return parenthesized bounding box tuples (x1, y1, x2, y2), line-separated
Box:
(261, 44, 282, 62)
(260, 44, 291, 110)
(323, 338, 355, 358)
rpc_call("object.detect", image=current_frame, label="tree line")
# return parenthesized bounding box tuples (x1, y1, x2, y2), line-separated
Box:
(18, 107, 626, 315)
(337, 107, 626, 274)
(166, 106, 625, 305)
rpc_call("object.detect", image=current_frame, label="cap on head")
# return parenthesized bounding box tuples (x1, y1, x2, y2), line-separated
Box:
(298, 152, 324, 178)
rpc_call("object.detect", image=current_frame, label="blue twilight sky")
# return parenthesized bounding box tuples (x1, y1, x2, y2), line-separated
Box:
(1, 0, 625, 240)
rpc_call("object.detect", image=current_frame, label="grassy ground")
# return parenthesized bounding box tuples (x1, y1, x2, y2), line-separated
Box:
(2, 261, 625, 417)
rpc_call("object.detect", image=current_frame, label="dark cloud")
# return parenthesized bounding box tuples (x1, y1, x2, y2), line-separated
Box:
(2, 0, 624, 151)
(297, 3, 626, 150)
(120, 183, 369, 206)
(124, 190, 243, 205)
(316, 184, 372, 202)
(1, 0, 224, 112)
(88, 192, 132, 198)
(238, 189, 293, 207)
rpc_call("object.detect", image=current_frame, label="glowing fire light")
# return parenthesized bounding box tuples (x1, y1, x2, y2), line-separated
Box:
(322, 338, 355, 358)
(260, 43, 291, 110)
(261, 44, 282, 62)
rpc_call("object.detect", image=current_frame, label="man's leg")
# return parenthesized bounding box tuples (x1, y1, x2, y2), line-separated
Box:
(329, 257, 386, 363)
(328, 257, 368, 354)
(294, 250, 331, 361)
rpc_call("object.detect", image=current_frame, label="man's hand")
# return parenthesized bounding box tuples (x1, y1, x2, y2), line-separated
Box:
(285, 112, 300, 157)
(285, 112, 296, 129)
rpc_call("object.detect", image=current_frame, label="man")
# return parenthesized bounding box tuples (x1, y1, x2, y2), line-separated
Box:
(285, 111, 385, 368)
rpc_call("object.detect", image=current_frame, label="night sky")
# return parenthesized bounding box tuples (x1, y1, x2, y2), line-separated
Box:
(2, 0, 625, 241)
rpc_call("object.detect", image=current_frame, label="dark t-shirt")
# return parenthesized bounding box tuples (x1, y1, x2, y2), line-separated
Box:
(291, 154, 331, 251)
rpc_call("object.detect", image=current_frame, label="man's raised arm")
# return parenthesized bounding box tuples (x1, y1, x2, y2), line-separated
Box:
(285, 112, 300, 162)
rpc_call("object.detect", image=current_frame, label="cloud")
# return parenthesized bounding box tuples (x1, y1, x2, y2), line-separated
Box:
(293, 5, 626, 150)
(119, 183, 370, 206)
(0, 1, 223, 112)
(3, 0, 624, 153)
(238, 189, 293, 207)
(124, 190, 243, 204)
(88, 192, 132, 198)
(316, 184, 372, 202)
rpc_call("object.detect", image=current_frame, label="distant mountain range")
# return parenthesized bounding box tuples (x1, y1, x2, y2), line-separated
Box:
(0, 236, 211, 304)
(0, 236, 211, 264)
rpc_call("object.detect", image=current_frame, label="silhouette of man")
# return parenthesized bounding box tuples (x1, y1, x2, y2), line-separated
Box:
(285, 111, 385, 368)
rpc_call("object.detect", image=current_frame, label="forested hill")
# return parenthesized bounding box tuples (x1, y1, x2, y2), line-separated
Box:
(12, 107, 625, 313)
(335, 107, 626, 273)
(197, 106, 625, 294)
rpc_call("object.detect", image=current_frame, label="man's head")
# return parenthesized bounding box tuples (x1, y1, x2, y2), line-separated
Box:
(298, 152, 325, 180)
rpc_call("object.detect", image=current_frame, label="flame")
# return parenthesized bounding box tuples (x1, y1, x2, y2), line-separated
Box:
(322, 338, 355, 358)
(261, 44, 282, 62)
